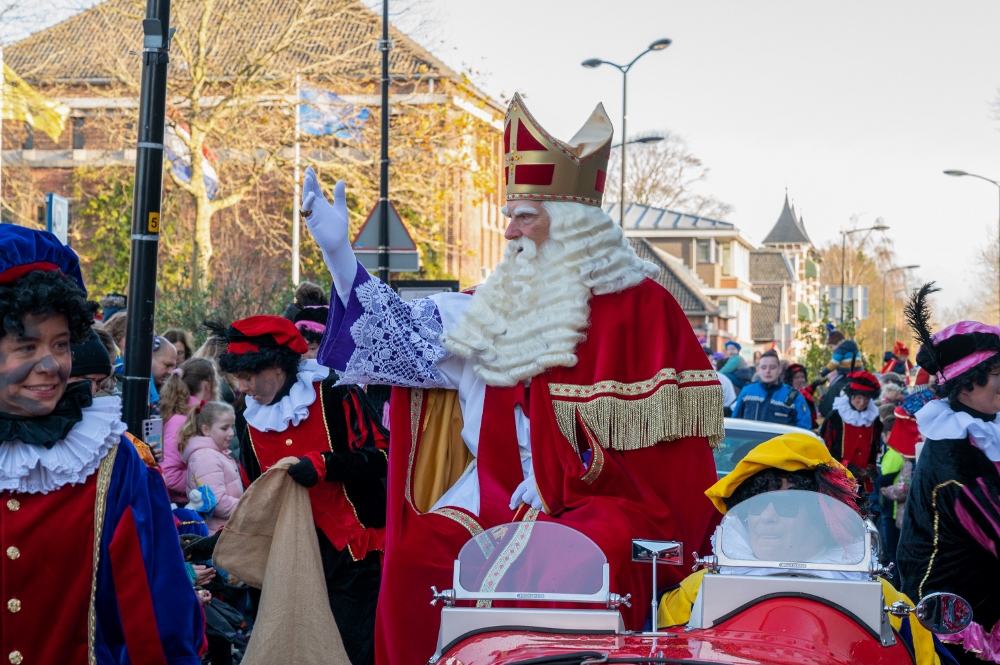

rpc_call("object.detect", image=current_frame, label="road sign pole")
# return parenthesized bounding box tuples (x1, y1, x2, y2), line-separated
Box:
(377, 0, 391, 283)
(123, 0, 172, 435)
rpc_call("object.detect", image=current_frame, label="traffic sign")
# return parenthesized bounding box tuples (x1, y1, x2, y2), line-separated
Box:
(352, 200, 420, 273)
(45, 193, 68, 244)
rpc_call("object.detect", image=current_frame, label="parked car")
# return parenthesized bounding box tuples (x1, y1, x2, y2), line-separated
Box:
(715, 418, 823, 478)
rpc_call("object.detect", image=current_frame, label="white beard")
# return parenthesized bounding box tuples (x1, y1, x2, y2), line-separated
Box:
(441, 236, 591, 387)
(441, 201, 659, 387)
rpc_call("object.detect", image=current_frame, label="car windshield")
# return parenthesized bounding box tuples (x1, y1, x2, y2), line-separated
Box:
(456, 521, 606, 597)
(714, 425, 788, 477)
(719, 490, 866, 566)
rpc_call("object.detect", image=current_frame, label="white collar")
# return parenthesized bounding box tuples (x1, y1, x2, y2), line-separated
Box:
(0, 396, 126, 494)
(916, 399, 1000, 462)
(243, 359, 330, 433)
(833, 394, 879, 428)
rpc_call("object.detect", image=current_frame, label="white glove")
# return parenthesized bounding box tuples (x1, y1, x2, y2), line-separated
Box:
(187, 489, 205, 512)
(301, 167, 356, 300)
(509, 475, 545, 512)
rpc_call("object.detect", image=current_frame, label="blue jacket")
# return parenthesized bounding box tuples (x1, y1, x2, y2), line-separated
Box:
(731, 381, 812, 429)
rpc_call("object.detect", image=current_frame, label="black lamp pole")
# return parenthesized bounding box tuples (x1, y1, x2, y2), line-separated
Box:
(122, 0, 172, 435)
(377, 0, 392, 283)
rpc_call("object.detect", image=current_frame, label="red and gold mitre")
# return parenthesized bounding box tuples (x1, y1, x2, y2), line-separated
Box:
(503, 93, 613, 207)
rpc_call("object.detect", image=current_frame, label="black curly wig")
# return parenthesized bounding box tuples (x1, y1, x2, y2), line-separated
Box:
(0, 271, 97, 343)
(217, 345, 301, 376)
(722, 466, 870, 517)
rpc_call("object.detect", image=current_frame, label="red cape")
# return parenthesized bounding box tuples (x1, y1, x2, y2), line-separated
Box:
(376, 279, 722, 665)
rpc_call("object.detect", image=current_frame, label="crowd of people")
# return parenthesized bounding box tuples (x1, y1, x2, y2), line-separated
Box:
(2, 91, 1000, 665)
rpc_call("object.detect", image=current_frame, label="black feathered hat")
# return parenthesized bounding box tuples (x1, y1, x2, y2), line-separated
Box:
(906, 282, 1000, 382)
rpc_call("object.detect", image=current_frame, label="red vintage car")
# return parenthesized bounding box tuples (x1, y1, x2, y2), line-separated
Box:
(428, 490, 970, 665)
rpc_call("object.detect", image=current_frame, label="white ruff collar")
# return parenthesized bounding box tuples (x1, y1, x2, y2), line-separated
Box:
(833, 394, 879, 428)
(916, 399, 1000, 462)
(0, 396, 126, 494)
(243, 359, 330, 433)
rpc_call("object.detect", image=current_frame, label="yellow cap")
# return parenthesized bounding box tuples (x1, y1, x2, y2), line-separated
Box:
(704, 433, 852, 514)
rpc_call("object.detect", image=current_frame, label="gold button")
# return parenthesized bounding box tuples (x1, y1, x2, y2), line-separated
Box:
(6, 500, 18, 512)
(285, 439, 293, 446)
(8, 651, 21, 665)
(5, 547, 18, 560)
(6, 599, 19, 613)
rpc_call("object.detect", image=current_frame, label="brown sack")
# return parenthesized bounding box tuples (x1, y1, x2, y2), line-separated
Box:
(215, 457, 350, 665)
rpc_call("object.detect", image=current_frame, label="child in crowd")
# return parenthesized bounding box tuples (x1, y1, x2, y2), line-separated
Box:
(179, 401, 243, 532)
(160, 358, 220, 503)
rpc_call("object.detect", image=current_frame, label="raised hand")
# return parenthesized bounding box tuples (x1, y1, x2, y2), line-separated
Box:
(301, 166, 358, 296)
(301, 166, 349, 257)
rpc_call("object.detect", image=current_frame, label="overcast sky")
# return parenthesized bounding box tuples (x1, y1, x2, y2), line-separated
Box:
(413, 0, 1000, 307)
(13, 0, 1000, 307)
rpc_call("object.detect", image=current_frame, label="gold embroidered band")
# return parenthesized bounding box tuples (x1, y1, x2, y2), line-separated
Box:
(550, 369, 724, 452)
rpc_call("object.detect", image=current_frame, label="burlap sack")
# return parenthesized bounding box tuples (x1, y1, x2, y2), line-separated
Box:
(214, 457, 350, 665)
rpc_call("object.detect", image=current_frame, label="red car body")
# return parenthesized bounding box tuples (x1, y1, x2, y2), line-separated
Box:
(441, 597, 916, 665)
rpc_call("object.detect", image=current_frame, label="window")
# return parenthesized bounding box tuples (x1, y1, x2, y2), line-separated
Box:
(72, 117, 85, 150)
(722, 242, 731, 276)
(22, 124, 33, 150)
(697, 239, 711, 263)
(717, 298, 729, 317)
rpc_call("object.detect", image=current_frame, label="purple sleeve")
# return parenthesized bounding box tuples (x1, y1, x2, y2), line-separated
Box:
(317, 261, 451, 388)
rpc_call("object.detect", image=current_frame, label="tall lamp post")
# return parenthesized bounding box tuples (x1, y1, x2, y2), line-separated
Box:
(582, 38, 672, 229)
(944, 170, 1000, 324)
(882, 265, 919, 356)
(839, 221, 889, 325)
(892, 289, 907, 343)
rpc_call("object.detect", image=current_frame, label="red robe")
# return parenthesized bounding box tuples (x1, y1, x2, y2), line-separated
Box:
(376, 279, 723, 665)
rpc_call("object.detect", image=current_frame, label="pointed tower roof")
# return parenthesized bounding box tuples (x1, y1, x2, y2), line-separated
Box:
(762, 193, 812, 245)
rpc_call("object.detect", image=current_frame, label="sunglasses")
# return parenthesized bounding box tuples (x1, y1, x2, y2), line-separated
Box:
(746, 494, 803, 519)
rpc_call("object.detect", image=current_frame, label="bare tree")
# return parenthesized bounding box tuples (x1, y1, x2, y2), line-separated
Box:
(606, 133, 731, 219)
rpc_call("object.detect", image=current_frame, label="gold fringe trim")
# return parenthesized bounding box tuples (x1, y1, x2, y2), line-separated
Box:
(552, 382, 724, 452)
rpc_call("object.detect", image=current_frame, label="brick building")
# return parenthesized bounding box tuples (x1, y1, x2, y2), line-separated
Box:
(0, 0, 507, 288)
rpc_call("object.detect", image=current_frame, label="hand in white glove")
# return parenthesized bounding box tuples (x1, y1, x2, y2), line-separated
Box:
(509, 475, 545, 512)
(301, 166, 356, 298)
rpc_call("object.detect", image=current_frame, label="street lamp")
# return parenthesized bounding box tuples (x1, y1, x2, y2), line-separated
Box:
(839, 221, 889, 325)
(610, 135, 665, 149)
(944, 170, 1000, 324)
(882, 265, 919, 356)
(892, 289, 907, 344)
(583, 38, 672, 229)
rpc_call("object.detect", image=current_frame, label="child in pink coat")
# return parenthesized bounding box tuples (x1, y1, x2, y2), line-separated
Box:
(178, 401, 242, 532)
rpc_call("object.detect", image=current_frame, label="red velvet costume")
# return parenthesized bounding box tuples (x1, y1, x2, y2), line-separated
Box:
(242, 384, 387, 559)
(375, 279, 722, 665)
(820, 371, 883, 491)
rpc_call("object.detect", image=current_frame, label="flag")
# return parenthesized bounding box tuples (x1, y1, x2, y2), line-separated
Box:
(299, 84, 370, 143)
(2, 62, 70, 141)
(164, 123, 219, 200)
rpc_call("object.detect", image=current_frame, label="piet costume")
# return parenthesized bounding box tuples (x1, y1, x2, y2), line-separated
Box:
(820, 370, 883, 489)
(0, 225, 204, 664)
(898, 285, 1000, 664)
(214, 315, 388, 665)
(656, 433, 953, 665)
(883, 341, 915, 375)
(311, 94, 723, 665)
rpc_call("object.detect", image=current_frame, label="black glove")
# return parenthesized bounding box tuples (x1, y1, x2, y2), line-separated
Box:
(287, 456, 320, 487)
(182, 531, 221, 562)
